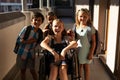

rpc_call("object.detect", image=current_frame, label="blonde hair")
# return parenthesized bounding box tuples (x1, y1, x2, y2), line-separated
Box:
(52, 19, 67, 38)
(53, 19, 64, 26)
(75, 8, 93, 27)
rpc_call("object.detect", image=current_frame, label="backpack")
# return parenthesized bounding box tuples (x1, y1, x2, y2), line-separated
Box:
(13, 25, 43, 54)
(72, 24, 100, 56)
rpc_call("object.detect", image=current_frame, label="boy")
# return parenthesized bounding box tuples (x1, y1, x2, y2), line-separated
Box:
(43, 11, 57, 37)
(16, 12, 44, 80)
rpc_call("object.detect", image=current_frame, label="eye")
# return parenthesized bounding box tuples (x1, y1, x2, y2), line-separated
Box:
(34, 19, 37, 21)
(80, 16, 83, 18)
(80, 15, 86, 18)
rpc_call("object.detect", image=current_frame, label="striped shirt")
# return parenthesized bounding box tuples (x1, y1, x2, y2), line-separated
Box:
(17, 26, 40, 57)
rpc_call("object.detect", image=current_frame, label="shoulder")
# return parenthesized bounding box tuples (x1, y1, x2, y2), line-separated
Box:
(43, 35, 54, 44)
(21, 25, 32, 32)
(36, 28, 43, 35)
(38, 28, 43, 32)
(63, 36, 69, 43)
(22, 26, 28, 30)
(45, 35, 53, 40)
(91, 26, 96, 34)
(73, 23, 77, 28)
(19, 26, 28, 33)
(87, 26, 96, 34)
(24, 25, 33, 30)
(44, 23, 50, 29)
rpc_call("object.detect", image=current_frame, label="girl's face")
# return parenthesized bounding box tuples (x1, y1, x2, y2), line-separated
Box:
(32, 17, 43, 28)
(77, 11, 89, 25)
(52, 20, 64, 35)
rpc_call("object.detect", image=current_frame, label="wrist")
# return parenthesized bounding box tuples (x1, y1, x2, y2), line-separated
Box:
(22, 39, 26, 43)
(62, 48, 67, 53)
(51, 49, 55, 53)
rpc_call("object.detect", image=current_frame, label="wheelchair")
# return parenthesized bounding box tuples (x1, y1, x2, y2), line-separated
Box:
(38, 49, 80, 80)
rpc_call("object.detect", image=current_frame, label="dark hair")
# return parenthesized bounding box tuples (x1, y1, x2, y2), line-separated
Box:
(47, 11, 56, 16)
(32, 12, 44, 23)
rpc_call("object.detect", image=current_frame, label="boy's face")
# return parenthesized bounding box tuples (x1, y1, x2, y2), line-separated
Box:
(31, 17, 43, 28)
(47, 15, 55, 24)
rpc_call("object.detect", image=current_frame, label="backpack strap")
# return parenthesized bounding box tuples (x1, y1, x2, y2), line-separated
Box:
(72, 24, 77, 39)
(23, 25, 32, 40)
(37, 28, 43, 44)
(87, 26, 92, 42)
(50, 37, 68, 48)
(14, 25, 32, 54)
(23, 25, 43, 44)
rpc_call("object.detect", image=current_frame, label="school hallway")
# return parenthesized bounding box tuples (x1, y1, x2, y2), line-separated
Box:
(12, 17, 114, 80)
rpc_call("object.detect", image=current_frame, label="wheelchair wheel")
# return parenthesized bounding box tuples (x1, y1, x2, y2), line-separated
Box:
(71, 50, 80, 80)
(39, 55, 46, 80)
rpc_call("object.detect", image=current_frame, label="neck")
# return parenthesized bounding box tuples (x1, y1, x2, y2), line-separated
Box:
(54, 34, 62, 42)
(77, 24, 86, 28)
(80, 24, 86, 27)
(34, 27, 39, 32)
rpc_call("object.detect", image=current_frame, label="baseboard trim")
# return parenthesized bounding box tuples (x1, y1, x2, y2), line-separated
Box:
(2, 64, 19, 80)
(99, 57, 117, 80)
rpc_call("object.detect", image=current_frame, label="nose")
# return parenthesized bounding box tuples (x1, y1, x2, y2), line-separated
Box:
(55, 25, 59, 29)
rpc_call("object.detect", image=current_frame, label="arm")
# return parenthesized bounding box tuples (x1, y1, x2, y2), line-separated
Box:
(40, 36, 60, 61)
(40, 36, 53, 53)
(43, 24, 49, 33)
(60, 40, 78, 59)
(87, 34, 96, 60)
(18, 26, 37, 44)
(21, 38, 37, 44)
(67, 29, 75, 41)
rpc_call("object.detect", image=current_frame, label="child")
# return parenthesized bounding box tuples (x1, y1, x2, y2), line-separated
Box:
(43, 11, 57, 37)
(16, 12, 44, 80)
(40, 19, 77, 80)
(75, 8, 96, 80)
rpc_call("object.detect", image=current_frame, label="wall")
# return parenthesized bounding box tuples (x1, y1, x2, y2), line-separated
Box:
(0, 12, 25, 80)
(75, 0, 89, 12)
(106, 0, 119, 72)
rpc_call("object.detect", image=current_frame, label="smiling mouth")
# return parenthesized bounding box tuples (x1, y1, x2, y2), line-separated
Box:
(55, 30, 60, 33)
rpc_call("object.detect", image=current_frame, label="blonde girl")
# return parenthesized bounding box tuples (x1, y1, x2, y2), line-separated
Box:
(41, 19, 77, 80)
(75, 8, 96, 80)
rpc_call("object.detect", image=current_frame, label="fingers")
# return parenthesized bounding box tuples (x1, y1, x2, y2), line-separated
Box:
(87, 54, 93, 60)
(54, 53, 60, 62)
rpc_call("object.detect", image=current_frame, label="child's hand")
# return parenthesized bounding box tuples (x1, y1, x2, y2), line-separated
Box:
(67, 29, 75, 41)
(43, 29, 49, 32)
(60, 50, 66, 60)
(52, 50, 60, 62)
(87, 52, 93, 60)
(21, 53, 27, 60)
(27, 38, 37, 43)
(29, 37, 37, 41)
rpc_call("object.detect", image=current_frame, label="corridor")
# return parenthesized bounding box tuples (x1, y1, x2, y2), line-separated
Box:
(12, 17, 113, 80)
(1, 0, 120, 79)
